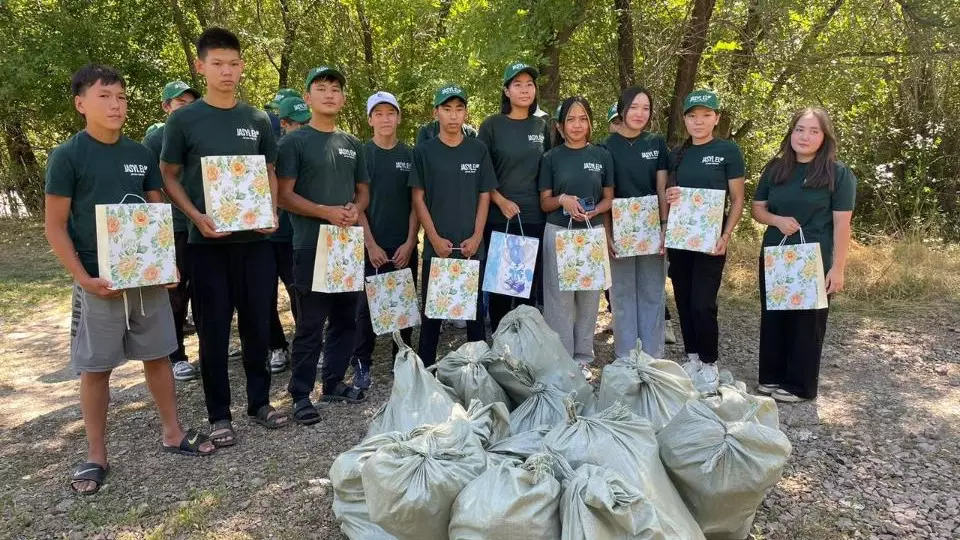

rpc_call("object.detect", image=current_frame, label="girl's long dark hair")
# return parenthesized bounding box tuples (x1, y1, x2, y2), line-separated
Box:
(556, 96, 593, 144)
(668, 137, 692, 187)
(761, 107, 838, 190)
(617, 86, 653, 132)
(500, 81, 539, 116)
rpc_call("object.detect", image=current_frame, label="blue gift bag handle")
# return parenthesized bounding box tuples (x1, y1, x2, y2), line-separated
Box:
(504, 215, 526, 237)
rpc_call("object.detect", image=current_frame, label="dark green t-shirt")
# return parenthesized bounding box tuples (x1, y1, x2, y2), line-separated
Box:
(415, 120, 478, 146)
(755, 161, 857, 272)
(478, 114, 552, 225)
(364, 140, 413, 249)
(276, 126, 369, 250)
(44, 131, 164, 278)
(408, 136, 497, 260)
(603, 131, 669, 198)
(160, 99, 277, 244)
(142, 123, 188, 233)
(538, 143, 614, 229)
(670, 138, 746, 192)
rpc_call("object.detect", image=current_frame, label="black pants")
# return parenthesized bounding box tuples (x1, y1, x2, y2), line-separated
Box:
(169, 230, 191, 363)
(667, 248, 726, 363)
(758, 257, 830, 399)
(190, 241, 276, 423)
(288, 249, 359, 402)
(352, 247, 418, 367)
(482, 221, 545, 333)
(418, 256, 486, 367)
(268, 241, 296, 351)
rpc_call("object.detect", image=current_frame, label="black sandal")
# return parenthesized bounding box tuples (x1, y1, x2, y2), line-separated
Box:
(321, 383, 366, 404)
(292, 398, 322, 426)
(252, 404, 289, 429)
(210, 420, 237, 448)
(70, 462, 109, 495)
(162, 429, 216, 456)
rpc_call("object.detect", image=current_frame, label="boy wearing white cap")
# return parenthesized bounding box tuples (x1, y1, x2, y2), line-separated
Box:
(349, 92, 419, 389)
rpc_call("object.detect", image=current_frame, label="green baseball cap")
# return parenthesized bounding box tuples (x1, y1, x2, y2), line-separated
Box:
(145, 122, 164, 137)
(161, 80, 198, 102)
(607, 103, 620, 123)
(503, 61, 539, 85)
(277, 96, 311, 123)
(266, 88, 302, 110)
(683, 89, 719, 113)
(304, 66, 346, 91)
(433, 83, 468, 107)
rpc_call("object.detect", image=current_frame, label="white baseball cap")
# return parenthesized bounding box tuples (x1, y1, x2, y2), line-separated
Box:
(366, 91, 400, 116)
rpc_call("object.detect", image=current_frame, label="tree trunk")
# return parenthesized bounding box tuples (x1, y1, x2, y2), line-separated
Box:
(767, 0, 844, 100)
(170, 0, 200, 87)
(2, 120, 43, 216)
(719, 0, 768, 138)
(614, 0, 636, 89)
(537, 2, 591, 111)
(277, 0, 296, 87)
(188, 0, 208, 28)
(437, 0, 453, 39)
(666, 0, 718, 145)
(356, 0, 376, 87)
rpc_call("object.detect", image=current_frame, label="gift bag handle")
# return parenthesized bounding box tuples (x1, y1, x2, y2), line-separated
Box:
(449, 247, 472, 260)
(566, 217, 594, 230)
(504, 215, 526, 237)
(119, 193, 147, 204)
(776, 226, 806, 246)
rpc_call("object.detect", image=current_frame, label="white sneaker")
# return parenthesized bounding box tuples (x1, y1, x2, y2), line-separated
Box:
(172, 361, 198, 381)
(771, 388, 807, 403)
(269, 349, 290, 373)
(757, 384, 779, 395)
(664, 321, 677, 344)
(681, 356, 703, 378)
(579, 362, 594, 382)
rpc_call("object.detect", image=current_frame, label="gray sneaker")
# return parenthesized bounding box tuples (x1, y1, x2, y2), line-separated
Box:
(351, 358, 372, 389)
(269, 348, 289, 373)
(172, 361, 198, 381)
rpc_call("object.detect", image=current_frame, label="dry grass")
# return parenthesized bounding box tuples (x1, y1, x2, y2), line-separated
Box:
(0, 219, 71, 322)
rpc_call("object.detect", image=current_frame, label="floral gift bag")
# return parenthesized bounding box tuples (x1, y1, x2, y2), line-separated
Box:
(555, 219, 612, 291)
(312, 225, 365, 293)
(425, 256, 481, 320)
(365, 267, 420, 335)
(201, 155, 275, 232)
(664, 187, 725, 253)
(95, 196, 178, 289)
(763, 228, 828, 310)
(612, 195, 662, 257)
(482, 217, 539, 299)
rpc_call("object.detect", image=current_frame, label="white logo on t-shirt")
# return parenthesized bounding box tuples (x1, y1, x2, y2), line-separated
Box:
(236, 128, 260, 141)
(338, 148, 357, 159)
(395, 161, 411, 171)
(528, 134, 545, 144)
(583, 162, 603, 173)
(123, 164, 148, 177)
(641, 150, 659, 160)
(461, 163, 479, 174)
(701, 156, 724, 165)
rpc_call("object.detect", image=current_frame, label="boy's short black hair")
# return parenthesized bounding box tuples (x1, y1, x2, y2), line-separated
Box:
(71, 64, 126, 97)
(311, 74, 342, 88)
(196, 27, 241, 59)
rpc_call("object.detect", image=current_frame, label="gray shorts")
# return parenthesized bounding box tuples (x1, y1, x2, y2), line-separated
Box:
(71, 283, 178, 374)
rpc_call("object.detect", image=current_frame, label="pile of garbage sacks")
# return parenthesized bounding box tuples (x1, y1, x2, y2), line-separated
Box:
(330, 305, 792, 540)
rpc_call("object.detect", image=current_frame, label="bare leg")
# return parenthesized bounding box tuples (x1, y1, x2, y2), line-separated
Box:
(76, 370, 111, 493)
(143, 358, 215, 453)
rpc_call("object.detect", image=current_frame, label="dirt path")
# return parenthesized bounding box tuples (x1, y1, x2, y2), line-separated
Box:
(1, 296, 958, 539)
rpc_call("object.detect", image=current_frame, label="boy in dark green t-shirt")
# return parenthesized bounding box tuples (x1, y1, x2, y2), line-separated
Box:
(277, 66, 370, 422)
(410, 84, 496, 366)
(45, 64, 216, 495)
(142, 80, 200, 382)
(350, 91, 419, 389)
(160, 28, 288, 446)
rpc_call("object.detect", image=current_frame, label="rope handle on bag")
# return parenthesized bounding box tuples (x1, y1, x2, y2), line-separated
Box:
(566, 217, 594, 230)
(448, 247, 472, 260)
(504, 215, 526, 237)
(776, 226, 806, 246)
(119, 193, 148, 204)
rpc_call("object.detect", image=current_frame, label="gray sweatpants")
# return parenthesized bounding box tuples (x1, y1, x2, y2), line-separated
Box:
(542, 222, 602, 364)
(610, 254, 666, 359)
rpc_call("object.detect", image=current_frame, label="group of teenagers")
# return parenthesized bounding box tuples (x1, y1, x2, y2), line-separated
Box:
(44, 26, 856, 495)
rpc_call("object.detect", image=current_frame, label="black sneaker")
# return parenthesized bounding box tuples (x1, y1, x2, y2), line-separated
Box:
(351, 358, 372, 390)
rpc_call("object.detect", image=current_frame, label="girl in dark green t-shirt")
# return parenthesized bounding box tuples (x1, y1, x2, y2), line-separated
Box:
(752, 107, 856, 402)
(665, 89, 747, 391)
(477, 62, 552, 331)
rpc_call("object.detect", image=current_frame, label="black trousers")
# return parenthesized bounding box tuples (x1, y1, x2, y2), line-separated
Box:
(169, 230, 191, 363)
(667, 248, 726, 363)
(268, 241, 297, 351)
(190, 241, 275, 423)
(352, 246, 418, 367)
(482, 221, 546, 333)
(758, 257, 830, 399)
(288, 249, 359, 402)
(418, 256, 486, 367)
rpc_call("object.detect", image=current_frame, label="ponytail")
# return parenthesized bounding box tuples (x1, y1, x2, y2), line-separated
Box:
(668, 137, 693, 187)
